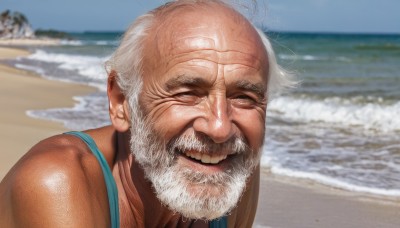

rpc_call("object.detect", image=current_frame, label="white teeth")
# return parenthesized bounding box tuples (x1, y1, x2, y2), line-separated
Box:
(210, 156, 219, 164)
(183, 151, 228, 164)
(201, 154, 211, 163)
(195, 153, 202, 160)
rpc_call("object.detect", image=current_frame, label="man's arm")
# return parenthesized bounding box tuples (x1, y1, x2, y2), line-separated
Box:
(0, 137, 110, 228)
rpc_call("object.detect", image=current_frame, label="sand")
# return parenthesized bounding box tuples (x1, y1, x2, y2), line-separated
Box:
(255, 173, 400, 227)
(1, 46, 399, 227)
(0, 38, 60, 46)
(0, 46, 96, 177)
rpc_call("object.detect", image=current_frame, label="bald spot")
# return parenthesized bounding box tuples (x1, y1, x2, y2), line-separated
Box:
(141, 2, 269, 80)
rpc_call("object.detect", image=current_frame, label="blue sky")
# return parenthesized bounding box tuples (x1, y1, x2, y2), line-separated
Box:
(2, 0, 399, 34)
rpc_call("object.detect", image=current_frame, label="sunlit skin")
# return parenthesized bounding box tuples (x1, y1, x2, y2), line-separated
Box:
(140, 8, 269, 177)
(0, 3, 267, 228)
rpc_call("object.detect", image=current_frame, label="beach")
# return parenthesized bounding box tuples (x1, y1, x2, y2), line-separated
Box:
(1, 45, 399, 227)
(0, 38, 60, 46)
(0, 46, 95, 177)
(255, 172, 400, 227)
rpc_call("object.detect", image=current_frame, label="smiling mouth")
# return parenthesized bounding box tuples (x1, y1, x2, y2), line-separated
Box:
(179, 150, 229, 165)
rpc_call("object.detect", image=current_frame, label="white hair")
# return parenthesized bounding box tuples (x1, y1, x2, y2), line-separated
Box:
(105, 0, 296, 110)
(254, 27, 297, 99)
(105, 13, 154, 114)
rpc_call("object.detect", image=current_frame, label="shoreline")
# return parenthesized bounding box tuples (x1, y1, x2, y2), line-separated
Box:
(0, 38, 61, 46)
(1, 46, 400, 227)
(0, 46, 96, 178)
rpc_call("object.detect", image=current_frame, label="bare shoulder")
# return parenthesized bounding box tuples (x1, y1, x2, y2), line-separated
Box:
(0, 134, 109, 228)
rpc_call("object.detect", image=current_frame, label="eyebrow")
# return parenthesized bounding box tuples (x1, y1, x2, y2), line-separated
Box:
(165, 74, 266, 98)
(165, 74, 210, 91)
(235, 80, 266, 98)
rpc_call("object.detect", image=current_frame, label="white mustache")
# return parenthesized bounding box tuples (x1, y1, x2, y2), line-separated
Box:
(168, 132, 250, 155)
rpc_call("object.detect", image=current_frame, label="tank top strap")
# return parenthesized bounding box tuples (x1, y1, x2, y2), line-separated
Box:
(65, 131, 120, 228)
(209, 216, 228, 228)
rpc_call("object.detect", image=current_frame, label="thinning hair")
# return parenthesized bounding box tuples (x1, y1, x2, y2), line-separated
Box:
(105, 0, 296, 112)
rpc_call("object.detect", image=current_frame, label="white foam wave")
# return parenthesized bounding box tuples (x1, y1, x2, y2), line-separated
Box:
(59, 39, 116, 46)
(261, 156, 400, 197)
(280, 54, 319, 61)
(279, 54, 351, 62)
(15, 63, 45, 75)
(268, 96, 400, 132)
(59, 40, 84, 46)
(26, 95, 110, 130)
(95, 41, 108, 45)
(26, 50, 108, 90)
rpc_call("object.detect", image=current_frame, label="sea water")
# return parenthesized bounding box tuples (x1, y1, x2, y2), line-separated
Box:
(4, 31, 400, 198)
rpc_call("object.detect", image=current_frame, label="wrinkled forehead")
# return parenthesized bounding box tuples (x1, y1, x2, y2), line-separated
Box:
(145, 5, 268, 71)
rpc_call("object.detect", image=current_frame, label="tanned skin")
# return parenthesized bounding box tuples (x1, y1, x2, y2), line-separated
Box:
(0, 3, 267, 228)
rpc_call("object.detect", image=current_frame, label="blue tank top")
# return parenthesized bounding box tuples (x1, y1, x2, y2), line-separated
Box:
(65, 131, 120, 228)
(65, 131, 227, 228)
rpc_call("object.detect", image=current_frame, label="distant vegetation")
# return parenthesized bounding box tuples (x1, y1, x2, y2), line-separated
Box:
(35, 29, 72, 39)
(0, 10, 34, 39)
(1, 10, 72, 40)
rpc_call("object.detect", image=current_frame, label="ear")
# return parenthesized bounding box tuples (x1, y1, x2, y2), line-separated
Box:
(107, 70, 131, 132)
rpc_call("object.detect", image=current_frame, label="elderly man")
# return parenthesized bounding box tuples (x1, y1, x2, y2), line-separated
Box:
(0, 0, 292, 227)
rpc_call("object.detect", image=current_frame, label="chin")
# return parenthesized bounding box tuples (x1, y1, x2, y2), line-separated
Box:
(147, 159, 250, 220)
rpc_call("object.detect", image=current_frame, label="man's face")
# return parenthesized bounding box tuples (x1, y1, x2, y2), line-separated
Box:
(130, 7, 268, 220)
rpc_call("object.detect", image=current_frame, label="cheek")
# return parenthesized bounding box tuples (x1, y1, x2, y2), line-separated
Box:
(232, 109, 265, 149)
(150, 105, 201, 141)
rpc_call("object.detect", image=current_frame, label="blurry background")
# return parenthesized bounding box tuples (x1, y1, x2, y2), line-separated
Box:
(1, 0, 399, 33)
(1, 0, 400, 198)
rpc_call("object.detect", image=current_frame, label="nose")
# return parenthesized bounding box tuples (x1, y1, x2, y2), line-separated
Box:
(193, 94, 234, 143)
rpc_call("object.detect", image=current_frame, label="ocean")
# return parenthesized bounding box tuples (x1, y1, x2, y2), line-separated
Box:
(5, 31, 400, 198)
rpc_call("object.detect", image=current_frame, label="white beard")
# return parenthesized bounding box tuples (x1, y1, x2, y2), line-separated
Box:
(128, 100, 261, 220)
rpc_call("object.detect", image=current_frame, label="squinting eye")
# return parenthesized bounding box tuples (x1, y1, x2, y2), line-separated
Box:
(175, 91, 201, 104)
(236, 95, 252, 100)
(231, 94, 258, 107)
(176, 91, 196, 98)
(235, 95, 256, 102)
